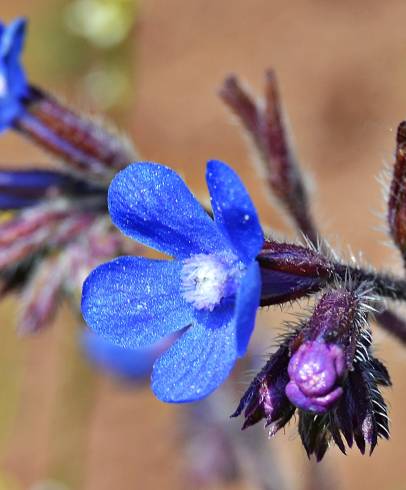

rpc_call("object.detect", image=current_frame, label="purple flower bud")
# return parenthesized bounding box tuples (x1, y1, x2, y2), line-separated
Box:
(234, 287, 391, 459)
(284, 289, 361, 414)
(304, 289, 359, 343)
(285, 341, 345, 413)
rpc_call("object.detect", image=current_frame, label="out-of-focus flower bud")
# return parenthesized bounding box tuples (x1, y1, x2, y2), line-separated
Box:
(0, 17, 137, 184)
(16, 86, 137, 183)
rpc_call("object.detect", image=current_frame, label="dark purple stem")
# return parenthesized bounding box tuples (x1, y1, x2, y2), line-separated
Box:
(258, 243, 406, 345)
(333, 263, 406, 302)
(374, 310, 406, 345)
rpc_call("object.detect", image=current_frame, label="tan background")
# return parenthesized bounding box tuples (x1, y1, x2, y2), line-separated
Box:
(1, 0, 406, 489)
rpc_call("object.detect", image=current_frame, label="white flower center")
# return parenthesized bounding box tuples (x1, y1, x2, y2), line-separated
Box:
(181, 253, 243, 311)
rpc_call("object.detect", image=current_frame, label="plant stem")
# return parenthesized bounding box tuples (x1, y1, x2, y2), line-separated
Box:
(374, 310, 406, 344)
(333, 263, 406, 302)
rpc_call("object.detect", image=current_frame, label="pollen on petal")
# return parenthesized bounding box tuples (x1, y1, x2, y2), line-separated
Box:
(0, 75, 7, 97)
(180, 253, 243, 311)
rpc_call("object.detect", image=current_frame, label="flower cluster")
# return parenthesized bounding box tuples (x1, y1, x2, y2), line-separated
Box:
(80, 151, 395, 458)
(1, 15, 406, 463)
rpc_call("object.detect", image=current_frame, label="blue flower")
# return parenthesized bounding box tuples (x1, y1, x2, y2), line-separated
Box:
(81, 160, 264, 402)
(0, 18, 28, 132)
(82, 330, 174, 382)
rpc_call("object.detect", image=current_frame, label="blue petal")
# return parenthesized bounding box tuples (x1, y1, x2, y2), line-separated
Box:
(234, 261, 261, 356)
(0, 99, 24, 132)
(0, 18, 26, 61)
(0, 18, 28, 132)
(261, 269, 322, 304)
(82, 330, 155, 381)
(151, 321, 238, 402)
(206, 160, 264, 264)
(108, 163, 229, 259)
(81, 256, 193, 348)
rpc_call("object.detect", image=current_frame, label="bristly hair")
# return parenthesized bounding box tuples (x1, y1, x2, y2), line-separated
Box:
(234, 282, 390, 459)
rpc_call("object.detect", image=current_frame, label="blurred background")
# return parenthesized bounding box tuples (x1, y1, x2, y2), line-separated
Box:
(1, 0, 406, 489)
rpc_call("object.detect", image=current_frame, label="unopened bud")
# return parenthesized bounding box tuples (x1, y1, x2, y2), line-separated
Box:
(258, 240, 332, 305)
(286, 341, 345, 413)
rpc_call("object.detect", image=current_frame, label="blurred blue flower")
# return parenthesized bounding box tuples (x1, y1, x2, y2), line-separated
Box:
(0, 18, 28, 132)
(82, 330, 174, 381)
(82, 160, 264, 402)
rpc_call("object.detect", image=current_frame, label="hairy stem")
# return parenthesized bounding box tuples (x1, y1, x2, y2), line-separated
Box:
(333, 263, 406, 302)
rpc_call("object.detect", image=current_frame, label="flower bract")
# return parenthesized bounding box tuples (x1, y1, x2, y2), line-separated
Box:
(233, 289, 391, 459)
